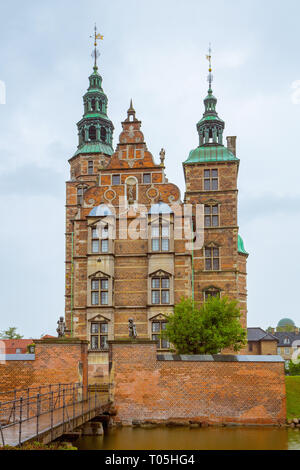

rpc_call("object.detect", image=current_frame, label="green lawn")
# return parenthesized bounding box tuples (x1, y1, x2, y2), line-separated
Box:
(286, 376, 300, 420)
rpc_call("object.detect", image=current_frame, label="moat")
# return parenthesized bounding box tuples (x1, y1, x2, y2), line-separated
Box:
(74, 426, 300, 451)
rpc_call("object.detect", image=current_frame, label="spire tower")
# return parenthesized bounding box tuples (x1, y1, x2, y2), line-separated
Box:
(72, 25, 114, 158)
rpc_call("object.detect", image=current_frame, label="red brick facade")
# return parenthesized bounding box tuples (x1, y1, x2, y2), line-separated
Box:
(65, 68, 249, 382)
(0, 339, 88, 394)
(109, 341, 286, 426)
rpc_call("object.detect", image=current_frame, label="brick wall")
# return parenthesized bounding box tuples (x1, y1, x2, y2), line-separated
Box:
(0, 339, 88, 393)
(110, 340, 286, 425)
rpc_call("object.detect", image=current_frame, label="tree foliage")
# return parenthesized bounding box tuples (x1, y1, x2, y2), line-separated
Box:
(162, 296, 247, 355)
(0, 327, 23, 339)
(286, 359, 300, 376)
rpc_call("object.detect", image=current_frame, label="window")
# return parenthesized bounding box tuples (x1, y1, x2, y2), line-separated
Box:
(204, 288, 220, 301)
(205, 247, 220, 271)
(77, 185, 88, 205)
(90, 322, 108, 350)
(151, 277, 170, 305)
(204, 169, 218, 191)
(92, 227, 100, 253)
(91, 99, 96, 111)
(143, 173, 151, 184)
(88, 160, 94, 175)
(112, 174, 120, 185)
(284, 348, 290, 355)
(152, 321, 170, 349)
(248, 343, 253, 352)
(91, 278, 109, 305)
(151, 223, 170, 252)
(204, 205, 219, 227)
(277, 347, 281, 355)
(99, 100, 102, 112)
(283, 337, 290, 345)
(91, 225, 109, 253)
(16, 348, 22, 354)
(100, 127, 107, 142)
(89, 126, 96, 141)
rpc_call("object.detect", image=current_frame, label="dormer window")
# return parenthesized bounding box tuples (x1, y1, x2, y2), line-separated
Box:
(284, 337, 290, 345)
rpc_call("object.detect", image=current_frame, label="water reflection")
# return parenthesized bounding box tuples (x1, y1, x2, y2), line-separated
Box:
(75, 427, 300, 451)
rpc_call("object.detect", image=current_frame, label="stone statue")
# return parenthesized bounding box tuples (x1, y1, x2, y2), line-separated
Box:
(56, 316, 66, 338)
(159, 148, 165, 165)
(128, 318, 137, 339)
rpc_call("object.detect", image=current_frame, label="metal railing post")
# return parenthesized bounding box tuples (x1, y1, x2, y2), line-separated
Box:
(62, 386, 65, 432)
(50, 391, 54, 442)
(73, 383, 75, 421)
(27, 388, 29, 419)
(18, 397, 23, 446)
(13, 389, 16, 422)
(36, 393, 40, 439)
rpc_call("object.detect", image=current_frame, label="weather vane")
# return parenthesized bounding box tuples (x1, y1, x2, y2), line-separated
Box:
(90, 24, 104, 70)
(206, 43, 213, 90)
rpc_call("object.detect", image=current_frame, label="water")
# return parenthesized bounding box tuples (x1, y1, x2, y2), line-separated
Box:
(75, 426, 300, 451)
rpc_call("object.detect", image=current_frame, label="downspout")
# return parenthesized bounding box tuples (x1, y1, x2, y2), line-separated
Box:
(70, 231, 74, 337)
(192, 215, 195, 303)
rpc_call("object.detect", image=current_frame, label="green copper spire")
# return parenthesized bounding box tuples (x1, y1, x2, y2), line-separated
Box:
(73, 26, 114, 157)
(184, 45, 238, 165)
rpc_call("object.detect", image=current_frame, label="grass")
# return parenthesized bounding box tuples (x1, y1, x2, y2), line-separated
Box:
(286, 376, 300, 420)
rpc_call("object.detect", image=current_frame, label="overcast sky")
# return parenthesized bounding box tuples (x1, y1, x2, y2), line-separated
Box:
(0, 0, 299, 338)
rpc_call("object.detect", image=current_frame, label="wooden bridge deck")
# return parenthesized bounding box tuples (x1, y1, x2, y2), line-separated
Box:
(1, 397, 109, 447)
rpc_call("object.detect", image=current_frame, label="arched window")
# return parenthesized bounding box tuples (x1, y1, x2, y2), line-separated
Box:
(100, 127, 107, 142)
(91, 99, 96, 111)
(89, 126, 96, 141)
(81, 129, 85, 143)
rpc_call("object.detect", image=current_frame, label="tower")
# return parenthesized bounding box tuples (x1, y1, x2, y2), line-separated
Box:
(183, 46, 248, 328)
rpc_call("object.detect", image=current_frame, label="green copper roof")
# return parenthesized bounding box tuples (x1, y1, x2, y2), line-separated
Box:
(238, 235, 248, 255)
(184, 146, 238, 164)
(277, 318, 295, 327)
(197, 115, 224, 124)
(73, 141, 114, 157)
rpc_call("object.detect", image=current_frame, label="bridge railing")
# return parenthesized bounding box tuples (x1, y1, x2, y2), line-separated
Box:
(0, 382, 109, 447)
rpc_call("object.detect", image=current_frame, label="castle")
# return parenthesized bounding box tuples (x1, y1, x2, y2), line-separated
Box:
(65, 44, 248, 382)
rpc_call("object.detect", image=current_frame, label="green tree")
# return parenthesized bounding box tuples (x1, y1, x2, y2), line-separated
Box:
(286, 360, 300, 376)
(162, 296, 247, 355)
(0, 327, 23, 339)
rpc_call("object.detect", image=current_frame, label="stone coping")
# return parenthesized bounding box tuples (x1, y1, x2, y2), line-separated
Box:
(34, 338, 89, 345)
(108, 339, 157, 345)
(157, 354, 285, 363)
(0, 354, 35, 361)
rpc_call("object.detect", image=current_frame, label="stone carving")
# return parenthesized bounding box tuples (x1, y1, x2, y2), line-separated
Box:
(128, 318, 137, 339)
(160, 148, 165, 165)
(56, 317, 66, 338)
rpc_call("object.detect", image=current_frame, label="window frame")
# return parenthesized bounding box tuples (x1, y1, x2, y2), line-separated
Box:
(151, 277, 170, 305)
(91, 277, 109, 306)
(151, 320, 170, 350)
(204, 204, 219, 228)
(204, 169, 219, 191)
(90, 321, 109, 351)
(204, 246, 220, 271)
(151, 221, 170, 253)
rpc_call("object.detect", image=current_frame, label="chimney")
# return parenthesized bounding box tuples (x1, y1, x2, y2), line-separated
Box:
(226, 136, 237, 157)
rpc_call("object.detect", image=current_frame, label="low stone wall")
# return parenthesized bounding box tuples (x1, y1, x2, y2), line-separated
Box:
(109, 340, 286, 426)
(0, 338, 88, 394)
